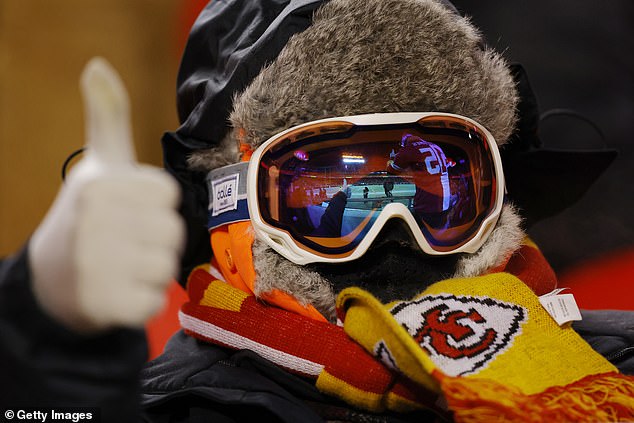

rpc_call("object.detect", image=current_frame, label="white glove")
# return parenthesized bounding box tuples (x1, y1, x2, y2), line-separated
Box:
(29, 58, 184, 332)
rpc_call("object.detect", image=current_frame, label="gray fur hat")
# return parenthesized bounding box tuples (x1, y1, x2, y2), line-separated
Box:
(175, 0, 524, 321)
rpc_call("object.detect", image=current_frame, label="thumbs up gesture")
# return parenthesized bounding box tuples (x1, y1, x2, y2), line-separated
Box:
(29, 58, 184, 332)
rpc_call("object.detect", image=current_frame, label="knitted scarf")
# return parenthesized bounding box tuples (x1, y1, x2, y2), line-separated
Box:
(180, 241, 634, 422)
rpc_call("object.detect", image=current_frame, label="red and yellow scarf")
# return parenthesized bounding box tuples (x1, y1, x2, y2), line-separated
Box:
(180, 239, 634, 422)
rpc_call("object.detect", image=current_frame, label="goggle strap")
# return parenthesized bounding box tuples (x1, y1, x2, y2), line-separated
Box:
(206, 162, 250, 230)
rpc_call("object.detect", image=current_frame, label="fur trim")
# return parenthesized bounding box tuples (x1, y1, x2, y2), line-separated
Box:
(454, 204, 525, 278)
(190, 0, 518, 168)
(186, 131, 240, 172)
(251, 239, 337, 321)
(229, 0, 517, 153)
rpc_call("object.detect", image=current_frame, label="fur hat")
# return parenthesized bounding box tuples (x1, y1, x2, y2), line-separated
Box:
(170, 0, 525, 320)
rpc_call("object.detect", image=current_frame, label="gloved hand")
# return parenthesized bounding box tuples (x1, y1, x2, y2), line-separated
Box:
(28, 58, 184, 332)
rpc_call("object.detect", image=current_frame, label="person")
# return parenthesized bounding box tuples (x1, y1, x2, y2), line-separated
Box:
(310, 179, 353, 238)
(343, 177, 352, 198)
(383, 179, 394, 198)
(144, 0, 634, 420)
(2, 1, 633, 422)
(387, 133, 451, 227)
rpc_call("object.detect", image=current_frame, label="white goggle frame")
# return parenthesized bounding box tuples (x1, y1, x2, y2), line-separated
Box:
(246, 112, 505, 265)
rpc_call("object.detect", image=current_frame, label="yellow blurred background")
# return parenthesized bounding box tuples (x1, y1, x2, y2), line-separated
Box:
(0, 1, 184, 256)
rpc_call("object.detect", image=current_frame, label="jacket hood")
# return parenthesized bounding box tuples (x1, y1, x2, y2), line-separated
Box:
(164, 0, 327, 282)
(174, 0, 326, 149)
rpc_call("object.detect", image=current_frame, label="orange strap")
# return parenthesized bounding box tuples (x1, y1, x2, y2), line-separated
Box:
(210, 222, 327, 322)
(238, 129, 253, 162)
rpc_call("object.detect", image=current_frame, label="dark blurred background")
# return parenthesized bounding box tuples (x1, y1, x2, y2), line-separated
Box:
(452, 1, 634, 274)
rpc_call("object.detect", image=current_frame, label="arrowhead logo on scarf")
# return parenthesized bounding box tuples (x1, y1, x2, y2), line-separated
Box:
(379, 294, 527, 377)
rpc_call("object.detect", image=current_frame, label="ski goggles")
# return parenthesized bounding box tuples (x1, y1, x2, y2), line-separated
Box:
(206, 112, 505, 265)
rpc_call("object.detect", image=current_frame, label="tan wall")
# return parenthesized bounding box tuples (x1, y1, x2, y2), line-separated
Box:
(0, 1, 182, 256)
